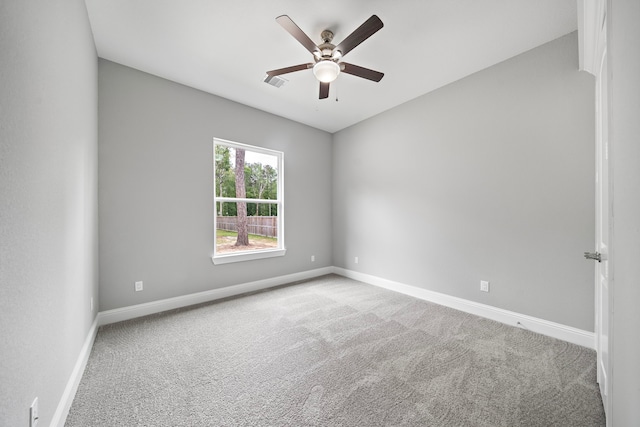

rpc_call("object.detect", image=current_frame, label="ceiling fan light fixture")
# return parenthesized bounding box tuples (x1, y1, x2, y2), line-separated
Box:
(269, 15, 384, 99)
(313, 60, 340, 83)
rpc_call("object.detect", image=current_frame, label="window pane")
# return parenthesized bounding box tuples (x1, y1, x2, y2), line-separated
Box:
(213, 138, 283, 262)
(215, 146, 278, 200)
(216, 202, 279, 254)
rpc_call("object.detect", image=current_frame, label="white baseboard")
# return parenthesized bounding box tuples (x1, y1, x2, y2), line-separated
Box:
(332, 267, 595, 349)
(98, 267, 334, 326)
(50, 316, 99, 427)
(97, 265, 595, 347)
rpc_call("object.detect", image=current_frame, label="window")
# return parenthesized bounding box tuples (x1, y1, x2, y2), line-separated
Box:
(212, 138, 285, 264)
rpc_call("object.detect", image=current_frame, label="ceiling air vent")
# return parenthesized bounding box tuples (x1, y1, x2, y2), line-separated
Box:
(263, 74, 287, 88)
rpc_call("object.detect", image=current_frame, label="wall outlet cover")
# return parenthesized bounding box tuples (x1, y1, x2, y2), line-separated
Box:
(480, 280, 490, 292)
(135, 281, 144, 292)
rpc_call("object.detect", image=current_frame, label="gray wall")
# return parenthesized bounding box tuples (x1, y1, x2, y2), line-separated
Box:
(332, 32, 596, 331)
(609, 0, 640, 423)
(98, 60, 333, 311)
(0, 1, 98, 426)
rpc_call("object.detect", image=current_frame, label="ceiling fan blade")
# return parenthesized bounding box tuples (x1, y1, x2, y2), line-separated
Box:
(340, 63, 384, 82)
(319, 82, 330, 99)
(276, 15, 320, 55)
(334, 15, 383, 57)
(266, 63, 313, 77)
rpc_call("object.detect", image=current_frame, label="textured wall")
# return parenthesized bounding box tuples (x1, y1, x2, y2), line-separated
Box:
(98, 60, 333, 311)
(0, 1, 98, 426)
(332, 32, 596, 331)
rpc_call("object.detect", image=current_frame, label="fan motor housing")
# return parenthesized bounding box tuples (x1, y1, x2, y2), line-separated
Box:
(320, 30, 334, 43)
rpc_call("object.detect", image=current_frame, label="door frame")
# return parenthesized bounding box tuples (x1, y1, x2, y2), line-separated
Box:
(578, 0, 611, 421)
(594, 37, 612, 420)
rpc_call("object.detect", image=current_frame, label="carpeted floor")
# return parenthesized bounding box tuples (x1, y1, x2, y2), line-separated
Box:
(65, 274, 605, 426)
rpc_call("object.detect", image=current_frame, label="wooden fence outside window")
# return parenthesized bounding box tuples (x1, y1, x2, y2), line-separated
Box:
(216, 216, 277, 238)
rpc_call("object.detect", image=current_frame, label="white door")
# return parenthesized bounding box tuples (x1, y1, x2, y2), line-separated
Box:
(592, 38, 611, 418)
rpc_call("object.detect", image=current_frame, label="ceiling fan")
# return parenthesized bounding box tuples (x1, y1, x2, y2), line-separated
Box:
(265, 15, 384, 99)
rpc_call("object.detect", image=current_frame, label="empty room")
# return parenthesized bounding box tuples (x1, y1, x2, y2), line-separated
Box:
(1, 0, 639, 426)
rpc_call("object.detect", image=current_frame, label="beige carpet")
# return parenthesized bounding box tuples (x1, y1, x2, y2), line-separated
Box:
(66, 274, 605, 426)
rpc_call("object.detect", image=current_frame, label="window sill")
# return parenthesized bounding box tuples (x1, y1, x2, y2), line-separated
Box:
(211, 248, 286, 265)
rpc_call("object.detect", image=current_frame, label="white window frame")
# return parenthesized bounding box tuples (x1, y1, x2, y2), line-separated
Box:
(212, 138, 285, 264)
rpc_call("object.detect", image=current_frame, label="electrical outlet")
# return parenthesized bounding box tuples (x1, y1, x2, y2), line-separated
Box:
(354, 256, 359, 264)
(480, 280, 490, 292)
(30, 397, 39, 427)
(311, 255, 315, 262)
(135, 281, 144, 292)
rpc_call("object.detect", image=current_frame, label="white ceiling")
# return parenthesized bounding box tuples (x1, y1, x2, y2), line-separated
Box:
(85, 0, 577, 133)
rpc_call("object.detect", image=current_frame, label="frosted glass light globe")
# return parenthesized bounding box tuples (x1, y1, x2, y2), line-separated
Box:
(312, 60, 340, 83)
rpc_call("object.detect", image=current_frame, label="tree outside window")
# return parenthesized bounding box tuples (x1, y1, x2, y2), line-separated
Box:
(213, 138, 284, 263)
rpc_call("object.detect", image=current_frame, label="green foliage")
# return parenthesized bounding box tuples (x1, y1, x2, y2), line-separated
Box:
(215, 144, 279, 217)
(215, 145, 237, 215)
